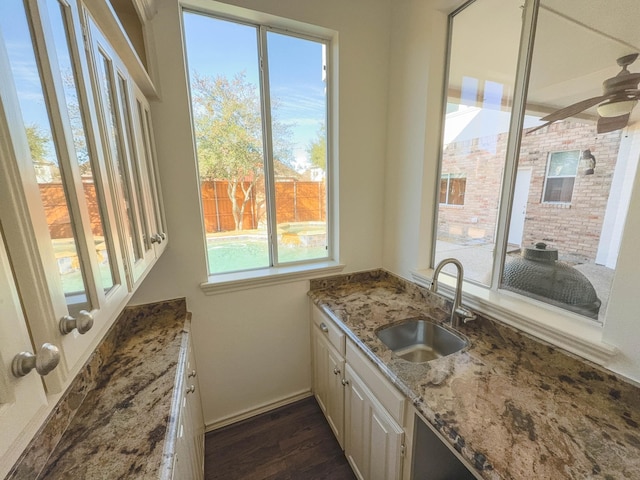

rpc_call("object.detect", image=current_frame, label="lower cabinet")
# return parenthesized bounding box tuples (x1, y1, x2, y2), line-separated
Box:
(311, 306, 406, 480)
(344, 364, 404, 480)
(312, 322, 346, 447)
(173, 336, 205, 480)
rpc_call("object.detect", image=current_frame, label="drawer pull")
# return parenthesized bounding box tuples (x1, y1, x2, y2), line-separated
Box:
(320, 323, 329, 333)
(186, 385, 196, 394)
(341, 378, 349, 386)
(333, 367, 341, 375)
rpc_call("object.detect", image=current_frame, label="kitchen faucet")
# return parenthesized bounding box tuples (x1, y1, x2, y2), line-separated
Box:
(430, 258, 476, 328)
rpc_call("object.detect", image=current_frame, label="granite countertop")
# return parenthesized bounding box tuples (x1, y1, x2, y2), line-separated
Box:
(309, 270, 640, 480)
(7, 298, 190, 480)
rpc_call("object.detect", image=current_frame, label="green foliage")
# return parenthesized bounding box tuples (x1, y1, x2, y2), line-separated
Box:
(307, 124, 326, 170)
(191, 71, 296, 230)
(25, 124, 49, 163)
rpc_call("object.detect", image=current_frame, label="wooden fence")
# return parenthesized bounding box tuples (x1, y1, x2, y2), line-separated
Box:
(40, 179, 326, 239)
(201, 179, 326, 234)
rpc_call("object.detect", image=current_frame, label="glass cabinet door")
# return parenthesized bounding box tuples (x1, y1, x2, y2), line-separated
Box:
(0, 0, 128, 380)
(85, 14, 158, 286)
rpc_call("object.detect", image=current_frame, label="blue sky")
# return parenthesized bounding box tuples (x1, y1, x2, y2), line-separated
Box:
(182, 11, 327, 171)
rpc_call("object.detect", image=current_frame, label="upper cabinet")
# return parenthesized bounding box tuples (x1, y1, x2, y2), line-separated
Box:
(0, 0, 166, 470)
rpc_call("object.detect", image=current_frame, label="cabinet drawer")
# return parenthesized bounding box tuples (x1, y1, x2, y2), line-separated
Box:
(346, 341, 405, 424)
(312, 306, 345, 355)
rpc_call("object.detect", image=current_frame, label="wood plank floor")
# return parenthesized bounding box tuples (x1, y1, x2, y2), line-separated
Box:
(205, 396, 356, 480)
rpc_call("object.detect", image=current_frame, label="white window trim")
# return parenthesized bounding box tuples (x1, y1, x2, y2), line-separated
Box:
(201, 261, 344, 295)
(181, 0, 339, 282)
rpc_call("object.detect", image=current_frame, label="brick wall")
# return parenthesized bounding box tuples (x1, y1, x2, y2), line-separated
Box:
(439, 120, 622, 261)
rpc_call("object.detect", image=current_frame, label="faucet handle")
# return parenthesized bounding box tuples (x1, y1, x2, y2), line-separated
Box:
(455, 306, 477, 323)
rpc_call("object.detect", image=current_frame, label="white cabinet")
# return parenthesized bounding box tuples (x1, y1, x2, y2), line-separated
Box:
(344, 364, 404, 480)
(0, 230, 50, 479)
(311, 305, 406, 480)
(172, 336, 205, 480)
(312, 319, 346, 447)
(0, 0, 167, 474)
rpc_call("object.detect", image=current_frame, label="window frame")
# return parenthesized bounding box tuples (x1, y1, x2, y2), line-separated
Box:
(180, 2, 343, 293)
(415, 0, 619, 366)
(542, 150, 580, 204)
(439, 173, 466, 206)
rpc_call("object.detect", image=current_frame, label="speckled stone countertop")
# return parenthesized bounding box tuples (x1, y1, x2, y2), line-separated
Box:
(309, 270, 640, 480)
(7, 298, 190, 480)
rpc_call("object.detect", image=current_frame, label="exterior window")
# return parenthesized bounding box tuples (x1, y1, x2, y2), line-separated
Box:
(183, 11, 330, 276)
(440, 174, 466, 205)
(434, 0, 636, 325)
(542, 151, 579, 203)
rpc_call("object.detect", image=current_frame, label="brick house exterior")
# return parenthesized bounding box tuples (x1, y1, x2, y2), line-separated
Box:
(438, 117, 622, 262)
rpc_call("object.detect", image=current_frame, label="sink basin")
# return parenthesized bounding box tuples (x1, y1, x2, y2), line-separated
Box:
(376, 318, 468, 362)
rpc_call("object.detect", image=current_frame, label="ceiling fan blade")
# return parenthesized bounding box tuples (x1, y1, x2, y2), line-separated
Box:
(525, 121, 553, 134)
(597, 113, 630, 134)
(541, 95, 612, 122)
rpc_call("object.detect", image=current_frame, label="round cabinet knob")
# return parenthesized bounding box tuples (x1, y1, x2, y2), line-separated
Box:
(159, 232, 166, 241)
(341, 378, 349, 386)
(59, 310, 94, 335)
(319, 323, 329, 333)
(188, 370, 197, 378)
(186, 385, 196, 394)
(12, 343, 61, 377)
(150, 233, 163, 244)
(333, 367, 341, 375)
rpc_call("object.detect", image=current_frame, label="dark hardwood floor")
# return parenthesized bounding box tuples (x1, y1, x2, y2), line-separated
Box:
(205, 396, 356, 480)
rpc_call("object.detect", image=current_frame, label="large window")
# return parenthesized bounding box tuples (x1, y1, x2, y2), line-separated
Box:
(182, 11, 330, 276)
(435, 0, 639, 325)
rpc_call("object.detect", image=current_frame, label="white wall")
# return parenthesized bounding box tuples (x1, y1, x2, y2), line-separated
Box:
(382, 1, 448, 276)
(131, 0, 392, 428)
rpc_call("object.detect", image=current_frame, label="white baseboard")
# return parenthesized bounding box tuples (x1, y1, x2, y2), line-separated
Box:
(204, 389, 313, 432)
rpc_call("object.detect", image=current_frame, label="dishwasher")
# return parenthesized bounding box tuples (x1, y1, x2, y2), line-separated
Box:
(411, 414, 479, 479)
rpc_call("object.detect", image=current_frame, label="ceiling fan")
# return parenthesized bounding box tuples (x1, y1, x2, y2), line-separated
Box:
(527, 53, 640, 134)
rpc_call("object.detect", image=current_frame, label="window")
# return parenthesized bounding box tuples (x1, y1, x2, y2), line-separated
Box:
(542, 151, 579, 203)
(182, 11, 330, 276)
(434, 0, 637, 327)
(440, 174, 466, 205)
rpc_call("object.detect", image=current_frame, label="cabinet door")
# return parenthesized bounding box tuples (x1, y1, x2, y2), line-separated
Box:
(0, 0, 128, 388)
(131, 88, 167, 256)
(312, 323, 345, 447)
(345, 364, 404, 480)
(0, 228, 50, 480)
(85, 14, 156, 287)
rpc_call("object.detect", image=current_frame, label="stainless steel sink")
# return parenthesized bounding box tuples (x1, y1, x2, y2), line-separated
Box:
(376, 318, 468, 362)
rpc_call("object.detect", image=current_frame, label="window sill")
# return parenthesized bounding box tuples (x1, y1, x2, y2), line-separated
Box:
(200, 261, 345, 295)
(411, 268, 618, 366)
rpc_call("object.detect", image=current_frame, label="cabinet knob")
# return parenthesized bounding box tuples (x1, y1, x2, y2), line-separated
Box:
(159, 232, 166, 240)
(341, 378, 349, 386)
(319, 323, 329, 333)
(188, 370, 197, 378)
(59, 310, 94, 335)
(12, 343, 60, 377)
(150, 233, 163, 244)
(186, 385, 196, 394)
(333, 367, 341, 375)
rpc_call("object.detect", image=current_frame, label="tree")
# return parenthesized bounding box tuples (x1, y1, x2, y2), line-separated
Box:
(191, 71, 294, 231)
(307, 124, 326, 170)
(25, 124, 49, 163)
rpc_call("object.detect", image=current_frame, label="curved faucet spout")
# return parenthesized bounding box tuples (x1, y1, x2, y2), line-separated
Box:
(430, 258, 476, 327)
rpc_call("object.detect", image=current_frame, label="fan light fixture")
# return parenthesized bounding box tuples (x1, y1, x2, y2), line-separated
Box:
(596, 99, 637, 118)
